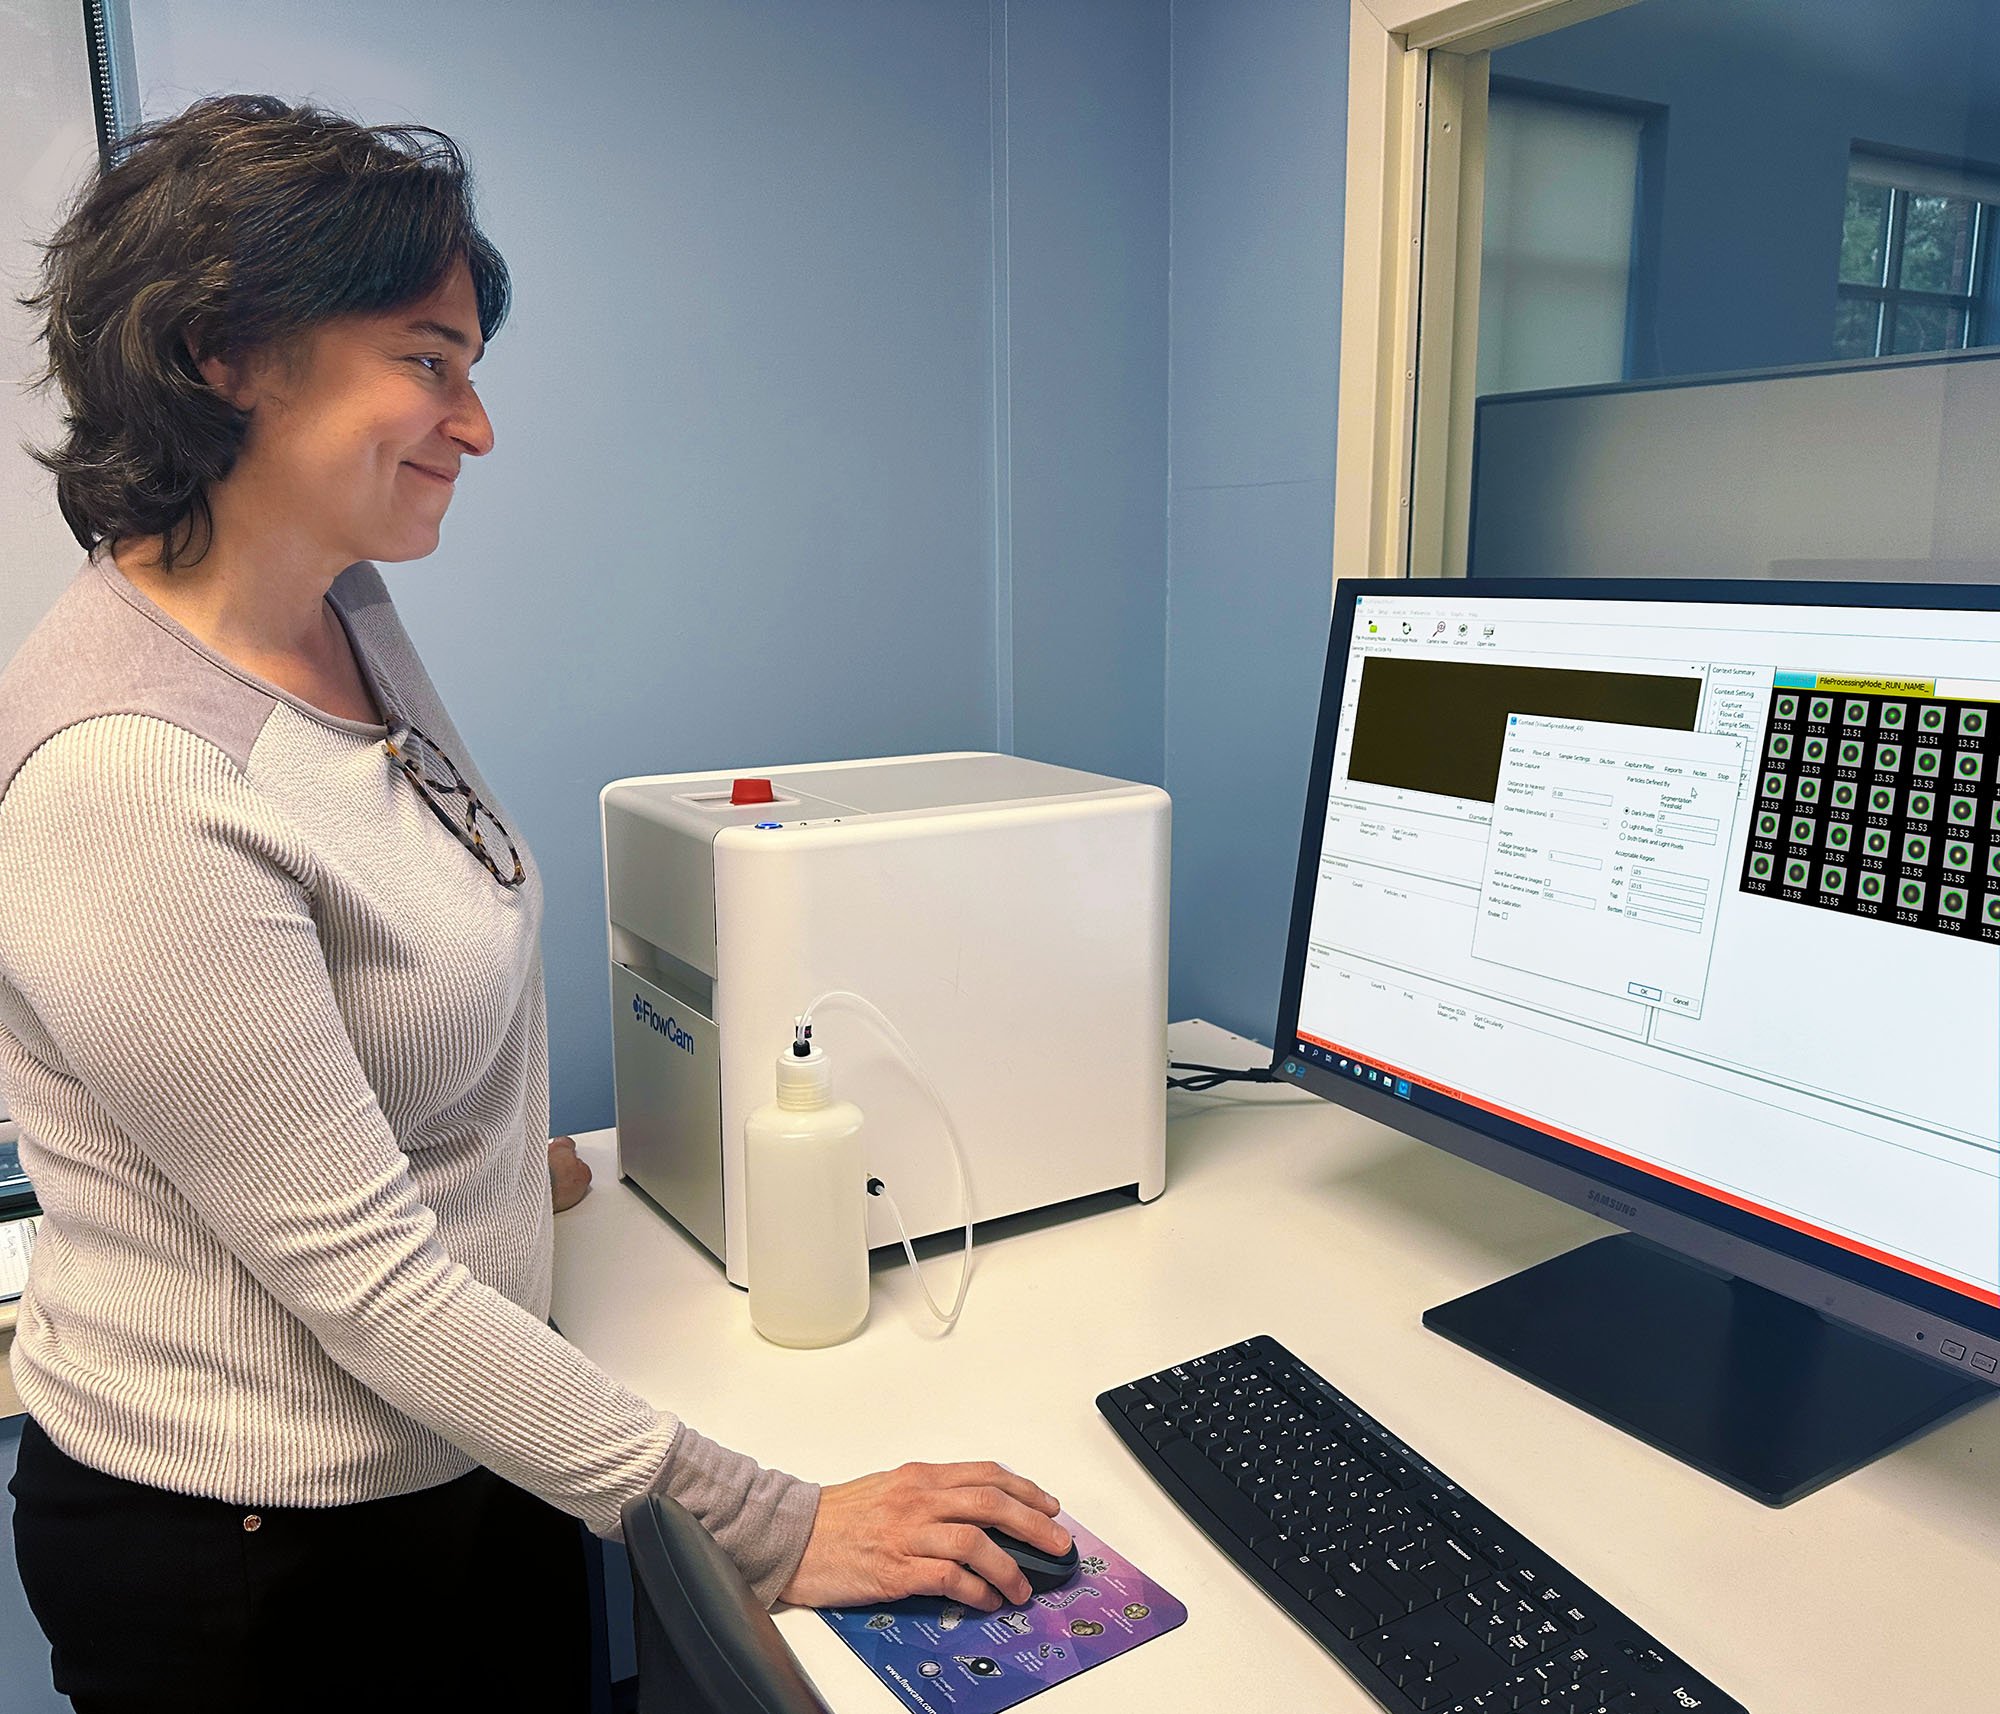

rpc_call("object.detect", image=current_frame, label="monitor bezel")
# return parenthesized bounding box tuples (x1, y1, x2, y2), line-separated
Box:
(1272, 575, 2000, 1376)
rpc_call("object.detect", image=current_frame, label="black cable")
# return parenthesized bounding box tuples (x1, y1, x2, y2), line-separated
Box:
(1166, 1060, 1282, 1093)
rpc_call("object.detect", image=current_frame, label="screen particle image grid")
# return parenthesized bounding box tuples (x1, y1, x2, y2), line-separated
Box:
(1741, 686, 2000, 941)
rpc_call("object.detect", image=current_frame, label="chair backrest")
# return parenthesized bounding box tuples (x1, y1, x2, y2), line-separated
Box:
(622, 1493, 835, 1714)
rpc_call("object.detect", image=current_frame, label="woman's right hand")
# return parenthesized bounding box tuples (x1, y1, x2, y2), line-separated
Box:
(778, 1460, 1070, 1611)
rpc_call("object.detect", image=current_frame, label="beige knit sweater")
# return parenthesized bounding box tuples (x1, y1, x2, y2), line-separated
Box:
(0, 552, 816, 1603)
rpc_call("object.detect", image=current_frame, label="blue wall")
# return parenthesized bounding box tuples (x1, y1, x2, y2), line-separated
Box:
(1494, 0, 2000, 381)
(1003, 1, 1170, 783)
(1163, 0, 1350, 1044)
(128, 0, 1173, 1134)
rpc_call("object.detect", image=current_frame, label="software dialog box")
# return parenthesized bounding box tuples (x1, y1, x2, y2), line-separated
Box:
(1471, 716, 1747, 1019)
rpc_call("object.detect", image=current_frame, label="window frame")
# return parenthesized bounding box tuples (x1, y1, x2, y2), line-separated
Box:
(1336, 0, 1644, 585)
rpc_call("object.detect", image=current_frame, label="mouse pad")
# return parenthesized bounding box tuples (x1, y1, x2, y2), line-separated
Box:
(818, 1511, 1186, 1713)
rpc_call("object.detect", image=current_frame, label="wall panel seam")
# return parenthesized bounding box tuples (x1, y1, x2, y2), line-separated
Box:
(988, 0, 1016, 756)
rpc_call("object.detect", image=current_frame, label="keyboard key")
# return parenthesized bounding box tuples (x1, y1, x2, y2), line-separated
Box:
(1446, 1589, 1489, 1626)
(1278, 1551, 1327, 1601)
(1310, 1584, 1378, 1640)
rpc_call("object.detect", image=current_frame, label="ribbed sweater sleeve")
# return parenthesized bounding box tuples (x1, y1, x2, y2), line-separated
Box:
(0, 715, 817, 1595)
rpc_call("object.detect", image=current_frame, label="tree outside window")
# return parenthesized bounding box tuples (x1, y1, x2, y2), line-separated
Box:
(1837, 150, 1999, 359)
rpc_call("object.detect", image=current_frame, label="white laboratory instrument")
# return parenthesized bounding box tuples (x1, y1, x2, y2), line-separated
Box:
(601, 752, 1169, 1288)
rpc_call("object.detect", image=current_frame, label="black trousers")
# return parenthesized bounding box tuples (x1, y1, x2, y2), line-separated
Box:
(9, 1416, 591, 1713)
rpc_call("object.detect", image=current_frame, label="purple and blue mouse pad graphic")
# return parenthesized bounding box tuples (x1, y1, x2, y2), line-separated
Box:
(819, 1511, 1185, 1713)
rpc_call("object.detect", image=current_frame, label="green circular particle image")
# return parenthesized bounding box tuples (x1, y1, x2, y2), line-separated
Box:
(1751, 854, 1772, 877)
(1758, 814, 1778, 836)
(1902, 881, 1924, 905)
(1957, 753, 1982, 779)
(1951, 797, 1974, 822)
(1788, 862, 1809, 884)
(1911, 793, 1933, 818)
(1917, 750, 1939, 774)
(1945, 890, 1967, 915)
(1862, 874, 1883, 898)
(1812, 699, 1833, 722)
(1949, 842, 1972, 867)
(1963, 709, 1986, 735)
(1834, 783, 1855, 806)
(1840, 743, 1861, 764)
(1883, 704, 1905, 727)
(1775, 695, 1798, 720)
(1872, 788, 1893, 810)
(1923, 705, 1944, 729)
(1846, 701, 1868, 725)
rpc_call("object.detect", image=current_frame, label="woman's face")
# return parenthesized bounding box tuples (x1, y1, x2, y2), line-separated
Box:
(211, 259, 494, 568)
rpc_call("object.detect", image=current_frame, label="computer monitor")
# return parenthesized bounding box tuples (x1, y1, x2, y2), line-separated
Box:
(1273, 578, 2000, 1505)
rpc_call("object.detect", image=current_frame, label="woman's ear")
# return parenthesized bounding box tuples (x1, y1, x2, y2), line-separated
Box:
(187, 335, 260, 409)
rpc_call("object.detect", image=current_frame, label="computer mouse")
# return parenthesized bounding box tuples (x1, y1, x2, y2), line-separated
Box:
(983, 1526, 1080, 1594)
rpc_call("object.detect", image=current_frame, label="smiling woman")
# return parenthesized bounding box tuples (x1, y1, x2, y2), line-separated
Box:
(27, 95, 509, 572)
(0, 94, 1068, 1713)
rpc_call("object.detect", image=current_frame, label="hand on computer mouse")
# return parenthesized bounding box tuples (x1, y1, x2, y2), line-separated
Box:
(981, 1525, 1081, 1594)
(779, 1459, 1072, 1611)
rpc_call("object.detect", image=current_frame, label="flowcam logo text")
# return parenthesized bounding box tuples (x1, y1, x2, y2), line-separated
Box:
(632, 996, 695, 1053)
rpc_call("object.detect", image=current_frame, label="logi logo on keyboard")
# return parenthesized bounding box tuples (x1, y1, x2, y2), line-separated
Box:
(1672, 1690, 1702, 1708)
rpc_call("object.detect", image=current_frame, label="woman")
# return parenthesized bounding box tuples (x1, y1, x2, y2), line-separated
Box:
(1, 95, 1067, 1711)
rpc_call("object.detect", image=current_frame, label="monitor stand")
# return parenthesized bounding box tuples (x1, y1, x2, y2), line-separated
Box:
(1423, 1232, 1991, 1506)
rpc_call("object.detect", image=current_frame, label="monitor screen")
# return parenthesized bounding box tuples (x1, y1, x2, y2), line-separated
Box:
(1275, 580, 2000, 1357)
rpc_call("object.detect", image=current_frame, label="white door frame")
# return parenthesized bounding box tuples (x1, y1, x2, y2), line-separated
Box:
(1332, 0, 1640, 584)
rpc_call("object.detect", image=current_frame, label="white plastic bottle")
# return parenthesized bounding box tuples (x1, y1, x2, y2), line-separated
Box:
(745, 1036, 869, 1348)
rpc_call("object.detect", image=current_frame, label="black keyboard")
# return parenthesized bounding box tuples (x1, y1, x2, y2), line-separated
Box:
(1098, 1336, 1745, 1714)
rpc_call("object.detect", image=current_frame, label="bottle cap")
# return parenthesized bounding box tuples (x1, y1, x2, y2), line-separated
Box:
(775, 1040, 833, 1109)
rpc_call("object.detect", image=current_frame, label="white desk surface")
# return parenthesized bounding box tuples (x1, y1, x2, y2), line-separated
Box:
(552, 1021, 2000, 1713)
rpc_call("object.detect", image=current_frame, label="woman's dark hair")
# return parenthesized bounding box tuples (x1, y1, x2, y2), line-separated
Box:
(23, 94, 510, 568)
